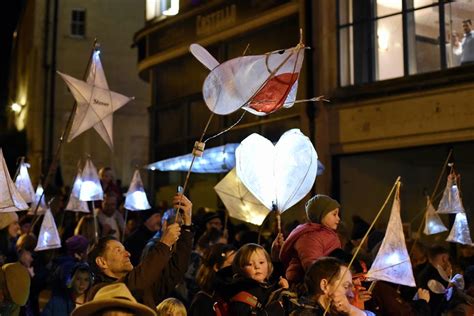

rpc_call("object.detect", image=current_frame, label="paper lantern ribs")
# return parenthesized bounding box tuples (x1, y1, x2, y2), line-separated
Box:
(214, 168, 269, 226)
(57, 50, 134, 149)
(124, 169, 151, 211)
(14, 160, 35, 204)
(437, 176, 465, 214)
(235, 129, 317, 213)
(366, 188, 416, 287)
(35, 208, 61, 251)
(191, 39, 305, 116)
(79, 158, 103, 202)
(424, 197, 448, 235)
(0, 149, 28, 212)
(65, 171, 90, 213)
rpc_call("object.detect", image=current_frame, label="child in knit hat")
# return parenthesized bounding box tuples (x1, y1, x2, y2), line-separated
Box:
(279, 195, 342, 285)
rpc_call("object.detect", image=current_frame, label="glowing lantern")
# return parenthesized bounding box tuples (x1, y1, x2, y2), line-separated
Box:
(437, 177, 465, 214)
(79, 158, 103, 201)
(235, 129, 317, 213)
(65, 171, 90, 213)
(14, 160, 35, 203)
(424, 197, 448, 235)
(124, 169, 151, 211)
(0, 149, 28, 212)
(214, 168, 269, 226)
(446, 212, 473, 245)
(35, 208, 61, 251)
(28, 184, 48, 215)
(367, 188, 416, 287)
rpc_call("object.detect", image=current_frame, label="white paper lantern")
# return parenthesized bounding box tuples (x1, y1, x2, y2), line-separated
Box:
(424, 197, 448, 235)
(28, 184, 48, 215)
(35, 208, 61, 251)
(79, 158, 103, 201)
(65, 171, 90, 213)
(367, 190, 416, 287)
(124, 169, 151, 211)
(0, 149, 28, 212)
(235, 129, 317, 213)
(14, 161, 35, 203)
(446, 212, 473, 245)
(437, 177, 465, 214)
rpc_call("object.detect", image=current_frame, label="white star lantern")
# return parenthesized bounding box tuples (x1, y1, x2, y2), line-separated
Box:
(0, 149, 28, 212)
(57, 50, 134, 149)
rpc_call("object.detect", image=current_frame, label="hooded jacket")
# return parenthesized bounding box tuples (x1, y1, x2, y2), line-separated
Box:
(280, 223, 340, 284)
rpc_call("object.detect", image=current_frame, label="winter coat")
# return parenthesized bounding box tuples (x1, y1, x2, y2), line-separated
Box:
(41, 291, 75, 316)
(88, 229, 193, 309)
(279, 223, 341, 284)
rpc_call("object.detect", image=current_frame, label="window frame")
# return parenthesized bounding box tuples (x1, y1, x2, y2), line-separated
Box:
(70, 8, 86, 38)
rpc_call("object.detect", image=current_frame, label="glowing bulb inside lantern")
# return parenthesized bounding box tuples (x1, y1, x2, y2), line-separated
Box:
(385, 252, 401, 265)
(125, 191, 150, 210)
(80, 181, 101, 201)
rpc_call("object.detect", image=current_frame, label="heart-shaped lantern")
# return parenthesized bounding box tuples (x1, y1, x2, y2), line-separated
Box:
(235, 129, 317, 213)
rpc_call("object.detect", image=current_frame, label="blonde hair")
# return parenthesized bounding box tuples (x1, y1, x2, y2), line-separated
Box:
(156, 298, 187, 316)
(232, 243, 273, 280)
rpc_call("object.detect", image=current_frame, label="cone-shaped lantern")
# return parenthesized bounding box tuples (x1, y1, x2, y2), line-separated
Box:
(79, 158, 103, 201)
(65, 171, 90, 213)
(35, 208, 61, 251)
(367, 186, 416, 287)
(14, 160, 35, 204)
(0, 149, 28, 212)
(424, 197, 448, 235)
(437, 177, 465, 214)
(28, 184, 48, 215)
(446, 212, 473, 245)
(124, 169, 151, 211)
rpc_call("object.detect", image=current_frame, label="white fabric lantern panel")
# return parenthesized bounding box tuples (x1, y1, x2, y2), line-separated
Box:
(437, 177, 465, 214)
(124, 169, 151, 211)
(446, 212, 473, 245)
(236, 129, 317, 213)
(35, 208, 61, 251)
(424, 197, 448, 235)
(214, 168, 269, 226)
(65, 171, 89, 213)
(28, 184, 48, 215)
(79, 158, 103, 201)
(367, 190, 416, 287)
(0, 149, 28, 212)
(14, 161, 35, 204)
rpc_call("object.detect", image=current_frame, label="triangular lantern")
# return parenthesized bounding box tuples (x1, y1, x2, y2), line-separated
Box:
(424, 197, 448, 235)
(28, 184, 48, 215)
(437, 176, 465, 214)
(65, 171, 90, 213)
(79, 158, 103, 201)
(446, 212, 473, 245)
(14, 160, 35, 204)
(35, 208, 61, 251)
(0, 149, 28, 212)
(367, 186, 416, 287)
(124, 169, 151, 211)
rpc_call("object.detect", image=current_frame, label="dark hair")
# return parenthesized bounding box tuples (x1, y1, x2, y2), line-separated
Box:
(465, 265, 474, 289)
(232, 243, 273, 280)
(304, 257, 345, 296)
(68, 263, 94, 292)
(88, 236, 117, 276)
(197, 227, 224, 251)
(427, 245, 449, 261)
(463, 19, 472, 25)
(196, 243, 236, 292)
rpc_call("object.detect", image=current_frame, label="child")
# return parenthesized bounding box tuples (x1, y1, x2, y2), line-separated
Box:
(156, 297, 187, 316)
(227, 243, 288, 316)
(280, 194, 342, 285)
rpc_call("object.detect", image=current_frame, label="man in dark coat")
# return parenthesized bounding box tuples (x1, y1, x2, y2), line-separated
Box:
(88, 193, 194, 309)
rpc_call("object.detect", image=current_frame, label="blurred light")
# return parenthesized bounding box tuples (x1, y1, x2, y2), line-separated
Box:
(378, 29, 389, 51)
(11, 103, 22, 113)
(79, 158, 103, 201)
(163, 0, 179, 15)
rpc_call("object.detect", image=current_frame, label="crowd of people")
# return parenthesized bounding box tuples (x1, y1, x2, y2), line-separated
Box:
(1, 167, 474, 316)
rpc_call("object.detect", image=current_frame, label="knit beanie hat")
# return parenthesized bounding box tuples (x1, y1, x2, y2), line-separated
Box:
(305, 195, 340, 224)
(66, 235, 89, 255)
(0, 212, 18, 230)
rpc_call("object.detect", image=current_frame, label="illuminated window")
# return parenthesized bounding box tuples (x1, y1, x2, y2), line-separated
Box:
(146, 0, 179, 21)
(338, 0, 474, 86)
(71, 9, 86, 37)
